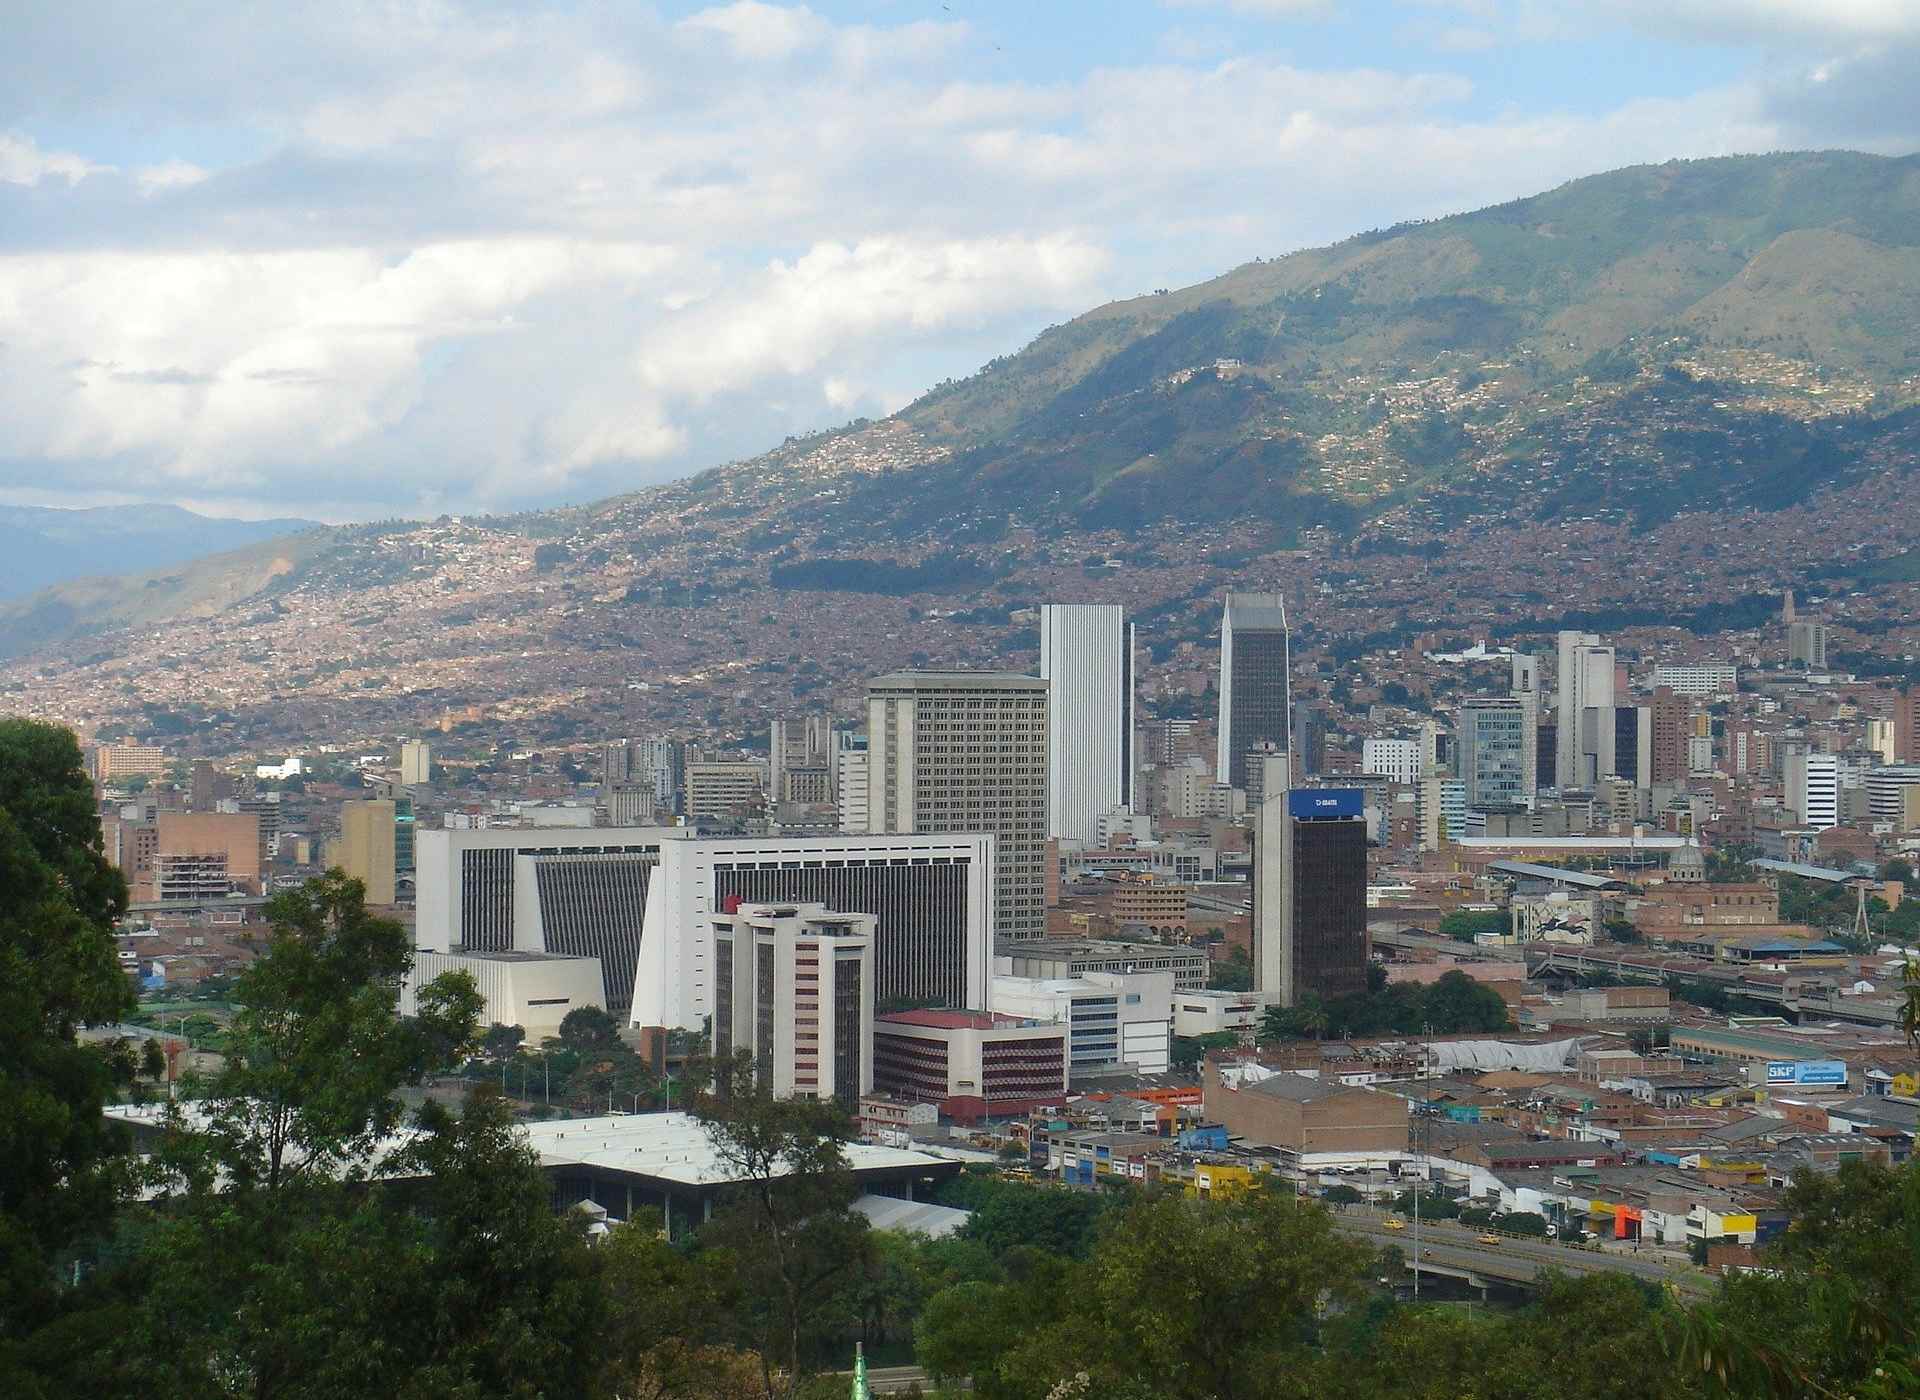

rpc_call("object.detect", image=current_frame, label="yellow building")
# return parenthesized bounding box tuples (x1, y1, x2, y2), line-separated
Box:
(332, 799, 397, 905)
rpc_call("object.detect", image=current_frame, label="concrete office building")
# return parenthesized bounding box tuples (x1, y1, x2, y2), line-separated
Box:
(1787, 619, 1829, 669)
(867, 671, 1048, 940)
(334, 799, 397, 905)
(147, 811, 262, 900)
(1254, 767, 1369, 1007)
(94, 744, 168, 784)
(1556, 631, 1615, 788)
(632, 832, 996, 1030)
(1866, 766, 1920, 830)
(1216, 593, 1291, 792)
(836, 747, 870, 834)
(991, 968, 1173, 1076)
(636, 739, 686, 817)
(1580, 704, 1651, 787)
(872, 1009, 1069, 1120)
(1650, 664, 1737, 697)
(1039, 604, 1134, 845)
(712, 902, 875, 1104)
(1458, 697, 1535, 809)
(685, 761, 765, 824)
(416, 826, 674, 1017)
(399, 740, 432, 787)
(1362, 737, 1422, 786)
(769, 716, 832, 805)
(995, 937, 1209, 993)
(402, 949, 605, 1040)
(1785, 753, 1840, 830)
(604, 785, 660, 827)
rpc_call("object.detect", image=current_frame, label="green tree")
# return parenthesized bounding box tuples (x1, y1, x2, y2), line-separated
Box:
(1437, 909, 1506, 942)
(558, 1005, 621, 1050)
(693, 1052, 872, 1397)
(1421, 970, 1511, 1034)
(0, 719, 135, 1372)
(481, 1022, 526, 1059)
(179, 870, 483, 1193)
(1171, 1031, 1239, 1074)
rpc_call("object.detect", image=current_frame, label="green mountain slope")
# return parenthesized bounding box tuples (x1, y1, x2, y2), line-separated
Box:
(4, 150, 1919, 669)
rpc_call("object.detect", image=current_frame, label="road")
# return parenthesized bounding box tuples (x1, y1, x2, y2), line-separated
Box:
(1331, 1213, 1714, 1298)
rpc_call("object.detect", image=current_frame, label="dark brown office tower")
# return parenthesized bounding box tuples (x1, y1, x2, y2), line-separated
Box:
(1649, 686, 1690, 784)
(1216, 593, 1291, 792)
(1898, 687, 1920, 764)
(1255, 783, 1369, 1006)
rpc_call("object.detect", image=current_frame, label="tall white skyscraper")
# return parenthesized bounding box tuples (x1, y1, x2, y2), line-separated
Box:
(1039, 604, 1133, 844)
(1216, 593, 1291, 792)
(1555, 631, 1615, 788)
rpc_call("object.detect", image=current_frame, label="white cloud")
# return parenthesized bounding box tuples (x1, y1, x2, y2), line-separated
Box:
(1603, 0, 1920, 43)
(0, 131, 109, 186)
(0, 0, 1910, 518)
(678, 2, 831, 61)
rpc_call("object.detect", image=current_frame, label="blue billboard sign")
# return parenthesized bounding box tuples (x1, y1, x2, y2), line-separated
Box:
(1289, 788, 1363, 820)
(1765, 1060, 1847, 1086)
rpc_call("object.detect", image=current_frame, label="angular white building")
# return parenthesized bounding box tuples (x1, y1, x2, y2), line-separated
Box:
(1039, 603, 1134, 845)
(631, 832, 996, 1030)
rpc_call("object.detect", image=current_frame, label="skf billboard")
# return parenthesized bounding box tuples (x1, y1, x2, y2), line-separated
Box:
(1764, 1060, 1847, 1086)
(1288, 789, 1364, 819)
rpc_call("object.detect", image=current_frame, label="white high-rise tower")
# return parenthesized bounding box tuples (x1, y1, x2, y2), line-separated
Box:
(1555, 631, 1615, 789)
(1040, 604, 1133, 844)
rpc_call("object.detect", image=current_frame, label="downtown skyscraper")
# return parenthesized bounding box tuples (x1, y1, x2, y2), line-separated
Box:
(866, 670, 1050, 939)
(1039, 604, 1134, 845)
(1216, 592, 1291, 792)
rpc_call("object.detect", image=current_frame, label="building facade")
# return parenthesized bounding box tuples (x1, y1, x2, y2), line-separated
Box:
(1255, 776, 1369, 1007)
(1458, 696, 1535, 809)
(1556, 630, 1615, 788)
(335, 798, 397, 905)
(1216, 592, 1291, 792)
(871, 1009, 1069, 1121)
(1039, 603, 1133, 845)
(866, 671, 1048, 940)
(631, 832, 996, 1029)
(712, 902, 875, 1104)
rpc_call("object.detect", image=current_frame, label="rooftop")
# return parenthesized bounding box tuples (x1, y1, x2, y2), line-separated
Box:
(524, 1112, 953, 1186)
(866, 670, 1046, 692)
(876, 1008, 1024, 1030)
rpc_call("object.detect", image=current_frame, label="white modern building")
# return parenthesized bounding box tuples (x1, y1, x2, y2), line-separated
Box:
(401, 948, 604, 1040)
(712, 902, 875, 1103)
(1172, 987, 1279, 1037)
(1556, 631, 1616, 788)
(991, 968, 1173, 1076)
(399, 739, 433, 786)
(1649, 664, 1738, 697)
(1786, 753, 1840, 831)
(1361, 737, 1422, 786)
(630, 832, 996, 1030)
(1039, 604, 1134, 846)
(836, 746, 870, 834)
(415, 826, 677, 1018)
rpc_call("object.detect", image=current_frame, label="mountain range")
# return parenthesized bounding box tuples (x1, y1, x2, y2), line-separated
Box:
(5, 151, 1919, 745)
(0, 504, 316, 603)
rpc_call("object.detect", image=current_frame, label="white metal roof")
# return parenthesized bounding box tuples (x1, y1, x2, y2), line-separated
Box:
(525, 1112, 950, 1186)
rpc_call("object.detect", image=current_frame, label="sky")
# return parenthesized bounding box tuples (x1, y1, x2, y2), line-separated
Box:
(2, 1, 1917, 523)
